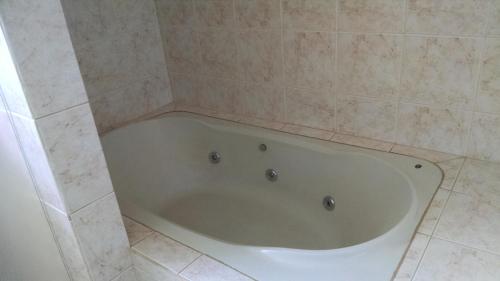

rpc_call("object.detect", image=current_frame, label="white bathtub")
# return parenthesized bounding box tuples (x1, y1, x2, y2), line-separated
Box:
(102, 112, 442, 281)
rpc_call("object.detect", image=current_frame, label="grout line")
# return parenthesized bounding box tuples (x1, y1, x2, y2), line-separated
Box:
(178, 255, 203, 276)
(464, 37, 488, 157)
(333, 0, 339, 133)
(408, 234, 432, 281)
(427, 188, 452, 236)
(430, 235, 500, 258)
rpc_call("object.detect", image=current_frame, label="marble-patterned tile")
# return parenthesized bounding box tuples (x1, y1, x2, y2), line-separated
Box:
(336, 97, 398, 142)
(123, 217, 154, 246)
(237, 30, 283, 85)
(468, 112, 500, 162)
(338, 0, 405, 33)
(477, 38, 500, 114)
(390, 144, 462, 163)
(437, 158, 465, 190)
(283, 31, 334, 90)
(198, 29, 238, 80)
(337, 34, 403, 100)
(282, 0, 336, 31)
(401, 36, 480, 110)
(435, 192, 500, 255)
(132, 252, 185, 281)
(238, 116, 285, 130)
(133, 233, 200, 274)
(44, 204, 92, 281)
(71, 193, 131, 281)
(170, 74, 200, 107)
(454, 159, 500, 202)
(180, 256, 253, 281)
(0, 0, 88, 118)
(330, 134, 394, 152)
(488, 3, 500, 35)
(161, 26, 200, 75)
(235, 83, 284, 121)
(0, 29, 31, 118)
(112, 267, 138, 281)
(417, 188, 451, 235)
(406, 0, 491, 36)
(396, 103, 472, 155)
(235, 0, 280, 29)
(285, 87, 335, 130)
(281, 124, 334, 140)
(155, 0, 195, 27)
(194, 0, 234, 28)
(413, 238, 500, 281)
(91, 75, 171, 133)
(36, 103, 114, 213)
(394, 233, 430, 281)
(196, 76, 238, 114)
(9, 115, 66, 212)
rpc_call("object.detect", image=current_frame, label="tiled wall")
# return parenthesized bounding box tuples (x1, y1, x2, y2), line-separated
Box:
(0, 1, 133, 280)
(61, 0, 173, 133)
(159, 0, 500, 161)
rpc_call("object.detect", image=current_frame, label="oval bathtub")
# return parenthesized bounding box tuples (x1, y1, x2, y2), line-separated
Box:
(102, 112, 442, 281)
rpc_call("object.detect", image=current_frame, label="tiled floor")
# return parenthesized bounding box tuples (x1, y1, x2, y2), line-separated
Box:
(123, 217, 254, 281)
(120, 110, 500, 281)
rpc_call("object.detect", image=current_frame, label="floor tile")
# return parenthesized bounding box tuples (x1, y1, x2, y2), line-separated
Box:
(180, 256, 253, 281)
(418, 188, 451, 235)
(436, 158, 465, 190)
(123, 216, 154, 246)
(133, 233, 200, 274)
(413, 238, 500, 281)
(394, 233, 430, 281)
(434, 192, 500, 255)
(454, 159, 500, 201)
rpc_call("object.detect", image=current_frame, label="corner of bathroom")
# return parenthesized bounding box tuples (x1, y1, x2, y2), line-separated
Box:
(1, 1, 500, 281)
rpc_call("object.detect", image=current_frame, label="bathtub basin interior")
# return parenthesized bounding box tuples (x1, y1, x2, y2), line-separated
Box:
(102, 112, 442, 281)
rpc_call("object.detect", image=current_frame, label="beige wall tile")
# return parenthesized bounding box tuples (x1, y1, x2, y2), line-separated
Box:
(468, 113, 500, 162)
(285, 87, 335, 130)
(284, 31, 334, 90)
(237, 30, 283, 85)
(477, 38, 500, 114)
(282, 0, 336, 31)
(199, 30, 238, 79)
(235, 83, 284, 121)
(71, 193, 132, 281)
(196, 76, 238, 113)
(170, 74, 199, 107)
(133, 233, 200, 274)
(36, 104, 114, 213)
(337, 34, 402, 100)
(0, 0, 88, 118)
(434, 192, 500, 255)
(414, 238, 500, 281)
(180, 255, 252, 281)
(337, 97, 397, 142)
(194, 0, 234, 28)
(454, 159, 500, 202)
(44, 205, 92, 281)
(235, 0, 280, 29)
(488, 3, 500, 35)
(401, 36, 480, 110)
(406, 0, 491, 36)
(155, 0, 195, 27)
(396, 104, 472, 155)
(162, 27, 200, 75)
(338, 0, 405, 33)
